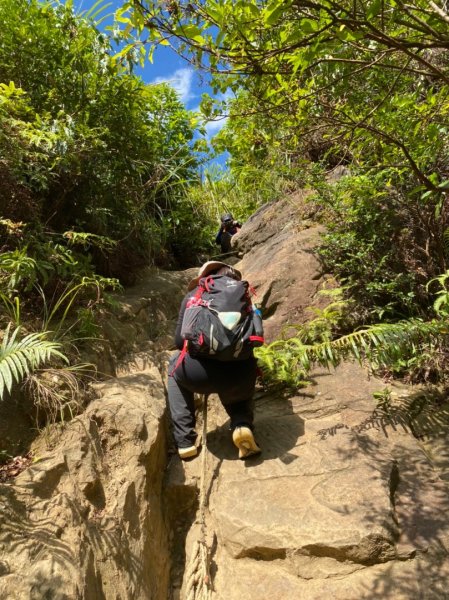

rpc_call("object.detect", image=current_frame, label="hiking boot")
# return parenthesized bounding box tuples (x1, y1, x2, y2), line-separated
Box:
(178, 445, 198, 460)
(232, 426, 261, 460)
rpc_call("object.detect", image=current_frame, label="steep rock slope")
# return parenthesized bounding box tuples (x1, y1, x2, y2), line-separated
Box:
(0, 271, 192, 600)
(169, 194, 449, 599)
(1, 194, 449, 599)
(231, 191, 331, 342)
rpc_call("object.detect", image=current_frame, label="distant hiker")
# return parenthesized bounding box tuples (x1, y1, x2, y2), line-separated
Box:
(167, 260, 264, 460)
(215, 213, 241, 254)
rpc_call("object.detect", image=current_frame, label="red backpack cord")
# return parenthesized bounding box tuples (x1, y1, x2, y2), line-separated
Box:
(169, 340, 189, 377)
(170, 280, 209, 377)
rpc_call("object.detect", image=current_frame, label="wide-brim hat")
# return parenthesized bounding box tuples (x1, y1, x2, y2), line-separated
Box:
(187, 261, 242, 291)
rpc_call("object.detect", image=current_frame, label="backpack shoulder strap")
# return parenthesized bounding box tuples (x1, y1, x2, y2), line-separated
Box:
(170, 279, 212, 377)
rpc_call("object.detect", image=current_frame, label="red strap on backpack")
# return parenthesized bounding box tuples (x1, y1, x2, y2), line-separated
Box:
(170, 280, 210, 377)
(169, 340, 189, 377)
(249, 335, 264, 343)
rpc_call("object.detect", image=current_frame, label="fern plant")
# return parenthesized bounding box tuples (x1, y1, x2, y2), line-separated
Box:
(257, 270, 449, 388)
(256, 319, 449, 388)
(0, 324, 68, 399)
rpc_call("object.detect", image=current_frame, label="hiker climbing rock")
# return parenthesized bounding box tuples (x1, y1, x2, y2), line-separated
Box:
(167, 260, 264, 460)
(215, 213, 241, 254)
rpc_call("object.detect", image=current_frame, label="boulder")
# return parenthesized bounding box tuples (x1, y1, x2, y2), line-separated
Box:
(232, 193, 332, 342)
(177, 363, 449, 599)
(0, 363, 169, 600)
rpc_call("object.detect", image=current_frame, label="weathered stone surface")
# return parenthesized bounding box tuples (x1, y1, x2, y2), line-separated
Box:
(175, 362, 449, 599)
(231, 191, 313, 255)
(207, 365, 397, 567)
(161, 199, 449, 599)
(0, 360, 170, 600)
(232, 194, 332, 342)
(211, 549, 449, 600)
(3, 189, 449, 600)
(88, 268, 193, 375)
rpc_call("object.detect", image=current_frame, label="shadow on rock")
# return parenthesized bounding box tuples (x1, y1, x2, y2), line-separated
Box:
(206, 393, 305, 464)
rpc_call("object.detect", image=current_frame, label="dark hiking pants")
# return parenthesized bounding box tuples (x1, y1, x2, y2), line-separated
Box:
(167, 353, 257, 448)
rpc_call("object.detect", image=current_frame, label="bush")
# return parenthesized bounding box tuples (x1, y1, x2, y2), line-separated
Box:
(0, 0, 200, 279)
(315, 173, 441, 323)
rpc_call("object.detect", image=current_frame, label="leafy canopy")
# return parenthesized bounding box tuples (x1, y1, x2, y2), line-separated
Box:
(0, 0, 203, 278)
(115, 0, 449, 184)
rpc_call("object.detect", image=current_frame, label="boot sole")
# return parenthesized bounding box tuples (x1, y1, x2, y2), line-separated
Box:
(232, 427, 261, 460)
(178, 445, 198, 459)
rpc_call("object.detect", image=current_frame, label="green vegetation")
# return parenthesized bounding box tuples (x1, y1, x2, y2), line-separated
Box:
(0, 324, 68, 398)
(0, 0, 215, 418)
(0, 0, 203, 276)
(115, 0, 449, 387)
(4, 0, 449, 416)
(120, 0, 449, 297)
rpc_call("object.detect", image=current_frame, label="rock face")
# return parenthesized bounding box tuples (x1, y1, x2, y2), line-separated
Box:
(231, 191, 332, 342)
(2, 193, 449, 599)
(198, 367, 449, 599)
(0, 268, 192, 600)
(0, 361, 170, 600)
(167, 195, 449, 599)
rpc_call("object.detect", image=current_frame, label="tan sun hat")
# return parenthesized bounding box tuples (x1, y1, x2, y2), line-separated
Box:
(187, 261, 242, 291)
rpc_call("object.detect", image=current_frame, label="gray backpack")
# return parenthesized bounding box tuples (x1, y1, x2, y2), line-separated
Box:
(175, 275, 264, 368)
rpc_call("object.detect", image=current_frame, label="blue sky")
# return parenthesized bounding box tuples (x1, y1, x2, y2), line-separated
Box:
(73, 0, 229, 158)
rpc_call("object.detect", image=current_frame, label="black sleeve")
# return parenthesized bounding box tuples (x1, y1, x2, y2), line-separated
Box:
(174, 293, 190, 349)
(215, 228, 223, 245)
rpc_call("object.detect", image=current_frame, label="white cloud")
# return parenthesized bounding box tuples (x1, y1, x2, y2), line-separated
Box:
(153, 68, 194, 104)
(204, 116, 228, 137)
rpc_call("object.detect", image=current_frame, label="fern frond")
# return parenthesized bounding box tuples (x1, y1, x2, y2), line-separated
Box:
(290, 319, 448, 371)
(257, 318, 449, 388)
(0, 324, 68, 399)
